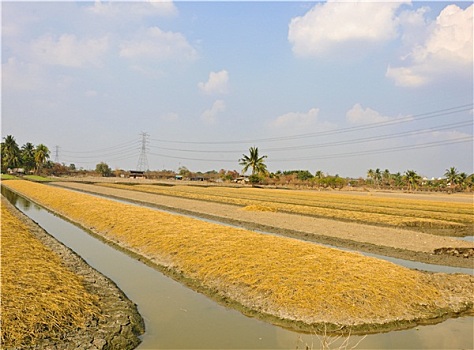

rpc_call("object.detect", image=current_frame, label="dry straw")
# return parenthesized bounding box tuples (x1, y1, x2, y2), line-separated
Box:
(4, 180, 473, 332)
(1, 198, 100, 348)
(99, 183, 473, 233)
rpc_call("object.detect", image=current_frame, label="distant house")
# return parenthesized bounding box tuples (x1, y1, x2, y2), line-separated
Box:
(190, 176, 206, 181)
(129, 170, 145, 179)
(233, 176, 249, 184)
(175, 175, 183, 180)
(7, 168, 25, 176)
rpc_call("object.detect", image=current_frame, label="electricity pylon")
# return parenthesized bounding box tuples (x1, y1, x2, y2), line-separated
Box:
(136, 132, 149, 171)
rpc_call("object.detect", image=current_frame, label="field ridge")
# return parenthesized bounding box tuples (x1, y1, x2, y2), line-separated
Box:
(3, 180, 473, 335)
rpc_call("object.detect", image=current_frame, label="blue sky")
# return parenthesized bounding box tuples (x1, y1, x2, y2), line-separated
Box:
(2, 1, 473, 178)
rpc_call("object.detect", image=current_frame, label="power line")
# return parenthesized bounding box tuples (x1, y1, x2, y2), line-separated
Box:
(270, 136, 473, 161)
(150, 103, 472, 145)
(61, 139, 140, 154)
(147, 120, 473, 154)
(60, 146, 139, 159)
(147, 136, 472, 163)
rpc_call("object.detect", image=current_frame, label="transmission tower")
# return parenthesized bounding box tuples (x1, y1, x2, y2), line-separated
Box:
(54, 145, 60, 163)
(136, 132, 149, 171)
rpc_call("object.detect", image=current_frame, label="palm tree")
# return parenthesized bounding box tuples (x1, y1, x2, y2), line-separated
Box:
(382, 169, 391, 187)
(21, 142, 36, 173)
(34, 144, 50, 175)
(374, 168, 382, 188)
(404, 170, 420, 191)
(444, 167, 459, 191)
(239, 146, 268, 176)
(393, 172, 403, 188)
(367, 169, 374, 185)
(315, 170, 324, 179)
(457, 172, 468, 190)
(1, 135, 21, 172)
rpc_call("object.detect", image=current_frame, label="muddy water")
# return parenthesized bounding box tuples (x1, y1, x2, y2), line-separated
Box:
(3, 188, 473, 349)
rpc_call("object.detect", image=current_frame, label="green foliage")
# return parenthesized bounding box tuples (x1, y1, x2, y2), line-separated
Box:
(21, 143, 35, 173)
(95, 162, 112, 177)
(178, 166, 191, 177)
(404, 170, 421, 191)
(239, 147, 268, 176)
(283, 170, 314, 181)
(34, 144, 50, 175)
(316, 175, 347, 189)
(24, 175, 55, 182)
(248, 173, 263, 184)
(1, 135, 21, 172)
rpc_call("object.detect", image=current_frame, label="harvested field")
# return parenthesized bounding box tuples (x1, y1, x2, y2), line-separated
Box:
(53, 181, 474, 268)
(4, 180, 474, 334)
(0, 196, 144, 349)
(96, 183, 474, 236)
(1, 198, 100, 347)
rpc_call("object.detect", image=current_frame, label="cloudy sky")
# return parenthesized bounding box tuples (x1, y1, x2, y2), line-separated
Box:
(2, 1, 473, 178)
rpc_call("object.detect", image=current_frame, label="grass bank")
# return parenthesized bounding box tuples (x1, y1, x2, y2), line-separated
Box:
(4, 180, 473, 334)
(1, 174, 18, 180)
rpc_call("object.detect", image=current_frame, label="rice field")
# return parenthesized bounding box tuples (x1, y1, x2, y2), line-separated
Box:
(4, 180, 473, 333)
(0, 197, 100, 348)
(97, 183, 474, 234)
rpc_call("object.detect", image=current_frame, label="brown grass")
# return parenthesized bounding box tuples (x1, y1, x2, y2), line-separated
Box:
(4, 180, 473, 332)
(0, 197, 100, 348)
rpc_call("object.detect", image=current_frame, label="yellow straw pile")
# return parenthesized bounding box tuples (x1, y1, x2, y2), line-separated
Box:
(1, 198, 100, 348)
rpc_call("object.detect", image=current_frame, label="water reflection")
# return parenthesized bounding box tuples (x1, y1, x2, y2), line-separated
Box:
(2, 186, 473, 349)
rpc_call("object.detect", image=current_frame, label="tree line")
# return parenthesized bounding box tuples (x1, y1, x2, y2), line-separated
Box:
(1, 135, 51, 175)
(2, 137, 472, 192)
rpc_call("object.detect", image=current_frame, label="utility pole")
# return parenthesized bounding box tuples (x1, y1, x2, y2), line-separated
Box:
(136, 132, 149, 171)
(54, 145, 60, 163)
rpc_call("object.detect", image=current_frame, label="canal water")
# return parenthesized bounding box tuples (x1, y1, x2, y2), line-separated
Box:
(3, 188, 473, 349)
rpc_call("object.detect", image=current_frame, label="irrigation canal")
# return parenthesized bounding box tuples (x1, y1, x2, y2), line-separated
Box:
(3, 187, 473, 349)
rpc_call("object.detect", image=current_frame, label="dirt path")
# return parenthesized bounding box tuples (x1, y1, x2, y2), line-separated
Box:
(53, 182, 474, 268)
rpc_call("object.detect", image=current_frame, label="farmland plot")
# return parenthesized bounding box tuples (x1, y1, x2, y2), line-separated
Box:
(4, 180, 473, 334)
(98, 183, 474, 235)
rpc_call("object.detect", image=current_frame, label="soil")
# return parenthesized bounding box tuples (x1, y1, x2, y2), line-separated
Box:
(53, 181, 474, 269)
(1, 197, 145, 350)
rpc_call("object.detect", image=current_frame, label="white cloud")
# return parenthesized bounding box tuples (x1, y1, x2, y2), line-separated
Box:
(346, 104, 392, 124)
(271, 108, 320, 128)
(387, 4, 473, 87)
(269, 108, 337, 133)
(87, 0, 177, 19)
(30, 34, 108, 67)
(385, 66, 427, 87)
(119, 27, 197, 61)
(201, 100, 226, 124)
(397, 6, 431, 48)
(288, 1, 407, 57)
(2, 58, 45, 91)
(198, 70, 229, 94)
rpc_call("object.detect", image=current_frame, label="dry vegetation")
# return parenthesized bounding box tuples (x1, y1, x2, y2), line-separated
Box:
(97, 183, 474, 235)
(0, 198, 100, 348)
(4, 180, 473, 333)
